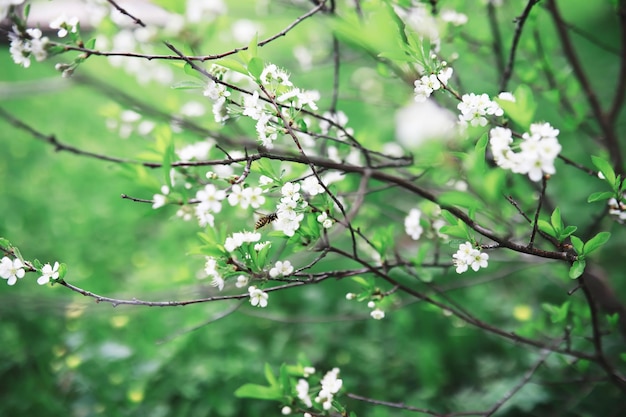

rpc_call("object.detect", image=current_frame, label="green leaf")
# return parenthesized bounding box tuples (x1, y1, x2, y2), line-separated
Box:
(183, 63, 204, 80)
(216, 57, 249, 75)
(583, 231, 611, 255)
(438, 225, 470, 239)
(264, 363, 278, 387)
(440, 210, 458, 225)
(58, 263, 68, 279)
(496, 84, 536, 128)
(587, 191, 615, 202)
(234, 384, 282, 400)
(550, 207, 564, 234)
(0, 237, 10, 248)
(351, 276, 373, 289)
(569, 259, 586, 279)
(575, 360, 590, 373)
(279, 364, 291, 395)
(85, 37, 96, 49)
(570, 235, 584, 255)
(537, 220, 556, 239)
(247, 57, 265, 80)
(560, 225, 577, 239)
(591, 156, 616, 186)
(438, 191, 484, 210)
(170, 81, 204, 90)
(473, 133, 488, 174)
(542, 301, 570, 323)
(248, 33, 259, 58)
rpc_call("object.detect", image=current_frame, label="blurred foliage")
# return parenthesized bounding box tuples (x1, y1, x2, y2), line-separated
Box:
(1, 0, 626, 416)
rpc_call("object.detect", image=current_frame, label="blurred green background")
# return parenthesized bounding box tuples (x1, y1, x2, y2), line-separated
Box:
(1, 0, 626, 416)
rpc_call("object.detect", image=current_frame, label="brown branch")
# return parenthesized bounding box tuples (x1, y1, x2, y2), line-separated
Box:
(105, 0, 146, 27)
(545, 0, 624, 175)
(487, 0, 505, 77)
(328, 246, 594, 361)
(609, 0, 626, 124)
(55, 0, 327, 63)
(528, 175, 548, 248)
(500, 0, 540, 92)
(579, 271, 626, 392)
(483, 343, 556, 416)
(3, 103, 575, 263)
(346, 392, 484, 416)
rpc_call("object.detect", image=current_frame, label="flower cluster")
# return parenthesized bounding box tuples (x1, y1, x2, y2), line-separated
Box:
(274, 182, 306, 237)
(269, 260, 294, 278)
(224, 231, 261, 252)
(0, 256, 25, 286)
(9, 27, 49, 68)
(0, 0, 24, 20)
(452, 241, 489, 274)
(414, 67, 453, 102)
(227, 184, 265, 209)
(608, 196, 626, 223)
(248, 285, 268, 307)
(204, 256, 225, 290)
(49, 14, 79, 38)
(368, 300, 385, 320)
(489, 123, 562, 182)
(457, 93, 503, 127)
(404, 208, 424, 240)
(203, 78, 231, 123)
(316, 211, 333, 229)
(315, 368, 343, 411)
(294, 367, 343, 413)
(195, 184, 226, 227)
(0, 256, 60, 286)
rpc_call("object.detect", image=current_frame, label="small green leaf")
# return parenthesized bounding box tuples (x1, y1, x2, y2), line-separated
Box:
(587, 191, 615, 202)
(575, 360, 590, 373)
(591, 156, 616, 186)
(58, 263, 68, 279)
(473, 133, 488, 174)
(560, 225, 577, 239)
(537, 220, 556, 239)
(550, 207, 564, 234)
(85, 37, 96, 49)
(264, 363, 278, 387)
(351, 276, 373, 289)
(216, 58, 249, 75)
(247, 57, 265, 80)
(183, 62, 204, 80)
(570, 236, 584, 255)
(0, 237, 10, 248)
(279, 364, 291, 395)
(33, 259, 43, 269)
(542, 301, 570, 323)
(248, 33, 259, 58)
(171, 81, 204, 90)
(440, 210, 458, 225)
(234, 384, 282, 400)
(438, 225, 470, 239)
(496, 84, 536, 128)
(569, 259, 586, 279)
(438, 191, 484, 210)
(583, 231, 611, 255)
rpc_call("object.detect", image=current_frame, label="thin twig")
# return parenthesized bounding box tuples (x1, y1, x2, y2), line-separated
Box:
(483, 344, 557, 416)
(545, 0, 624, 175)
(106, 0, 146, 27)
(528, 175, 547, 248)
(500, 0, 541, 92)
